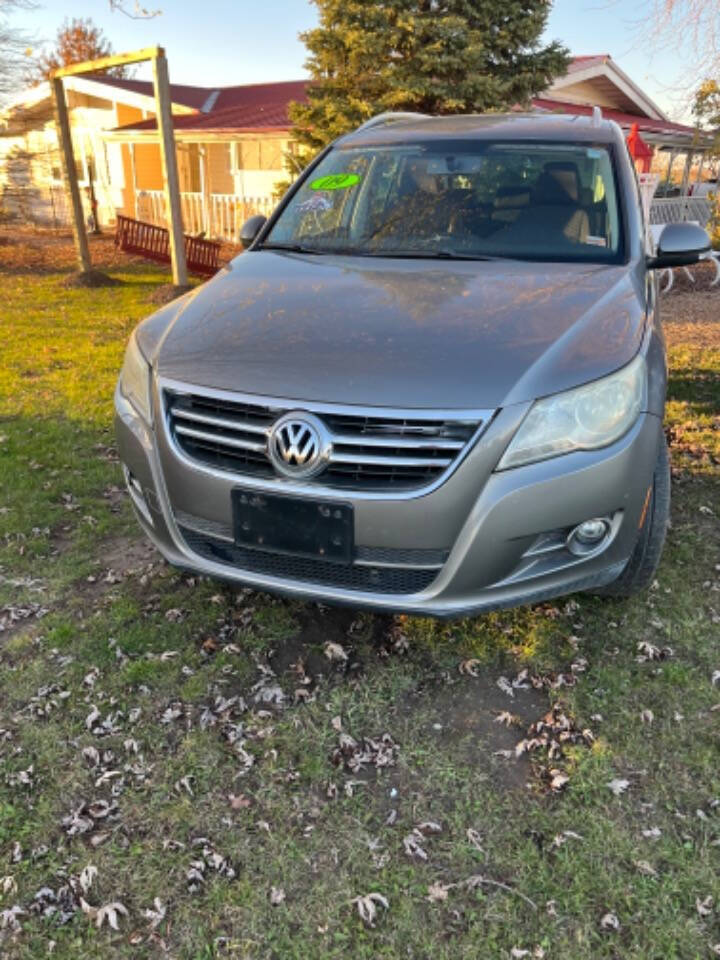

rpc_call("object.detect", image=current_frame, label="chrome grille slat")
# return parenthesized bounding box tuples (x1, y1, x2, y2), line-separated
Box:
(171, 407, 270, 435)
(329, 452, 453, 468)
(175, 424, 267, 454)
(332, 434, 464, 451)
(165, 387, 490, 493)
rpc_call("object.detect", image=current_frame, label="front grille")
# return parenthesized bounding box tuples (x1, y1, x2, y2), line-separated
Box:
(165, 389, 486, 492)
(178, 526, 439, 595)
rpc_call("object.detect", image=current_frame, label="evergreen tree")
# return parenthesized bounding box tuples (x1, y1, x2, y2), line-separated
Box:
(289, 0, 570, 157)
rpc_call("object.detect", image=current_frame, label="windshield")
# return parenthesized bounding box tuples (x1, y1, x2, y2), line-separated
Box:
(265, 139, 623, 262)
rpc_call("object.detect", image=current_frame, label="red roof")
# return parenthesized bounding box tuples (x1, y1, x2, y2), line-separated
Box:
(566, 55, 610, 73)
(532, 96, 700, 138)
(90, 75, 308, 125)
(102, 59, 700, 142)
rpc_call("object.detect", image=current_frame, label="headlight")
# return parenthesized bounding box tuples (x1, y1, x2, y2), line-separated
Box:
(119, 332, 152, 423)
(498, 353, 646, 470)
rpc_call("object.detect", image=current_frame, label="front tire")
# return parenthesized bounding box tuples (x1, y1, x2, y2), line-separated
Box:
(594, 433, 671, 597)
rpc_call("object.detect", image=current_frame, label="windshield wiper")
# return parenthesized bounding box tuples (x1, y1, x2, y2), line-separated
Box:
(358, 249, 514, 262)
(257, 242, 328, 255)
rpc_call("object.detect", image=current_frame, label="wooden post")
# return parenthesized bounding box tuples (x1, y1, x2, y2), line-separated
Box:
(199, 145, 211, 236)
(129, 143, 139, 219)
(680, 152, 693, 195)
(663, 149, 677, 189)
(51, 76, 91, 273)
(152, 51, 188, 287)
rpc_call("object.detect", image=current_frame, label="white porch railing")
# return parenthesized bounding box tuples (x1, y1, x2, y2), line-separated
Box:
(649, 196, 712, 227)
(134, 189, 275, 243)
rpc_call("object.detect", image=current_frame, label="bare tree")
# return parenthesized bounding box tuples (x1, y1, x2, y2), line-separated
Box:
(108, 0, 161, 19)
(0, 0, 35, 103)
(641, 1, 720, 80)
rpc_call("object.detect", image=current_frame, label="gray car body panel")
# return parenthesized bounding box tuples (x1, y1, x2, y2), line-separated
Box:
(117, 112, 670, 617)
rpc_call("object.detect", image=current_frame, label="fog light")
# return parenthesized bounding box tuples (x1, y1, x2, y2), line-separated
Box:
(566, 518, 612, 557)
(574, 519, 609, 545)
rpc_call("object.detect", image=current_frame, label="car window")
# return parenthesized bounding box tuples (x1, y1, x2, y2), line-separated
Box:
(267, 139, 624, 262)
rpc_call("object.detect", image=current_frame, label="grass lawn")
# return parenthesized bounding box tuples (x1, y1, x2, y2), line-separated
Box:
(0, 228, 718, 959)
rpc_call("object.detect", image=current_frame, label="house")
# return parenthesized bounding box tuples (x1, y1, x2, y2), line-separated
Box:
(0, 54, 714, 243)
(0, 75, 305, 236)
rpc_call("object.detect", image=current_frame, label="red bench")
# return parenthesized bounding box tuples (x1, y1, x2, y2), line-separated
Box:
(115, 214, 222, 278)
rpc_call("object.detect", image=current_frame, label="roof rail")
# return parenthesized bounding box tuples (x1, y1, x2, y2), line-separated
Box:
(354, 111, 430, 133)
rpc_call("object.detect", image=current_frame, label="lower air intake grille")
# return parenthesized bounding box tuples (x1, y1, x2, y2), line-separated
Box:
(165, 388, 487, 493)
(178, 526, 439, 595)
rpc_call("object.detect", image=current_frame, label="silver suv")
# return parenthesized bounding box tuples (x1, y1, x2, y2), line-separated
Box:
(115, 112, 710, 617)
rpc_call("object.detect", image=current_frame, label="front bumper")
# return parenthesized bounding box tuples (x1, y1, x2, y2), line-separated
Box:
(114, 381, 662, 618)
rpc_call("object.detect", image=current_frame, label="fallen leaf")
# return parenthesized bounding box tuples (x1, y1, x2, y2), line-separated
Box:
(459, 659, 481, 676)
(81, 899, 128, 930)
(642, 827, 662, 839)
(696, 895, 713, 917)
(324, 642, 348, 662)
(426, 881, 450, 903)
(270, 886, 286, 906)
(352, 892, 388, 927)
(634, 860, 657, 877)
(640, 709, 654, 725)
(495, 710, 519, 727)
(79, 865, 97, 894)
(600, 911, 620, 931)
(142, 897, 165, 929)
(607, 778, 630, 796)
(85, 706, 100, 731)
(549, 770, 569, 791)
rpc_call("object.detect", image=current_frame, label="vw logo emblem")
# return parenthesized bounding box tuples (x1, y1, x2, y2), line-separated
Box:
(268, 412, 331, 479)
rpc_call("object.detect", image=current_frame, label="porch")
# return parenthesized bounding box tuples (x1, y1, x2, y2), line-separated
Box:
(134, 187, 275, 243)
(103, 130, 291, 245)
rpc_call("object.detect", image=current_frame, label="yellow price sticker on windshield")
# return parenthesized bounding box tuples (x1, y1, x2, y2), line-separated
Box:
(309, 173, 361, 191)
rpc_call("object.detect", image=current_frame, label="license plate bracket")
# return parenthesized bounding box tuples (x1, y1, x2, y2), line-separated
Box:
(232, 489, 354, 563)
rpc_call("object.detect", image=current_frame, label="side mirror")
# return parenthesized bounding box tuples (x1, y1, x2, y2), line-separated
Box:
(239, 214, 267, 250)
(647, 222, 711, 270)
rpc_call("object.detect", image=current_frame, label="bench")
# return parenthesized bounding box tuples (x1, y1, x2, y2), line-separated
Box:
(115, 215, 222, 278)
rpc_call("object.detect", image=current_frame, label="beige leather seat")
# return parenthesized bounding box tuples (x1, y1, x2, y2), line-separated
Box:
(499, 162, 590, 249)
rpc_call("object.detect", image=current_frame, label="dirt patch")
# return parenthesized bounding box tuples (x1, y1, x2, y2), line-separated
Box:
(0, 223, 238, 278)
(62, 268, 123, 289)
(662, 267, 720, 350)
(147, 283, 195, 305)
(404, 675, 548, 791)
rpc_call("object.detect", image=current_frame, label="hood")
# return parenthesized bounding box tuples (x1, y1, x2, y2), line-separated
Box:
(148, 250, 645, 410)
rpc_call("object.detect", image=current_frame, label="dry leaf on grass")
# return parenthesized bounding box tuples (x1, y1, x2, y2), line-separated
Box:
(324, 642, 348, 662)
(426, 882, 451, 903)
(640, 709, 655, 725)
(634, 860, 657, 877)
(0, 876, 17, 897)
(459, 659, 481, 676)
(466, 828, 484, 853)
(142, 898, 165, 929)
(352, 892, 388, 927)
(607, 778, 630, 796)
(642, 827, 662, 839)
(81, 899, 128, 930)
(600, 911, 620, 931)
(269, 886, 286, 906)
(79, 865, 97, 895)
(696, 895, 713, 917)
